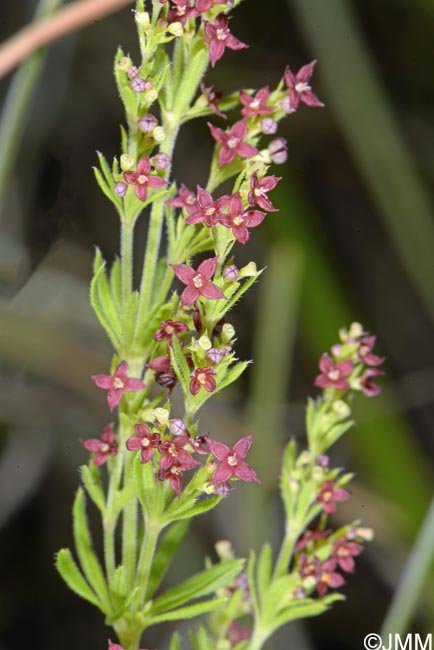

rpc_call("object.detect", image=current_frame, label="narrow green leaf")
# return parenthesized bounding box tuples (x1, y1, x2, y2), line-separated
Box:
(73, 488, 111, 612)
(97, 151, 115, 189)
(111, 565, 127, 599)
(90, 254, 122, 350)
(81, 464, 106, 514)
(173, 49, 209, 115)
(247, 551, 260, 619)
(149, 559, 243, 614)
(261, 574, 298, 622)
(147, 520, 190, 599)
(269, 594, 344, 631)
(257, 543, 273, 603)
(189, 626, 214, 650)
(167, 496, 222, 522)
(56, 548, 103, 610)
(147, 597, 227, 624)
(169, 335, 191, 396)
(169, 632, 181, 650)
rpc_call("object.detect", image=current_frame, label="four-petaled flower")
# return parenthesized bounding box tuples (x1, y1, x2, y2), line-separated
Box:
(167, 183, 198, 214)
(92, 361, 146, 411)
(332, 538, 362, 573)
(240, 86, 273, 117)
(248, 172, 281, 212)
(158, 461, 195, 496)
(185, 186, 229, 227)
(360, 368, 384, 397)
(357, 336, 384, 366)
(123, 157, 166, 201)
(207, 433, 260, 484)
(126, 424, 161, 463)
(299, 553, 321, 581)
(200, 82, 227, 119)
(220, 193, 266, 244)
(154, 319, 188, 343)
(168, 0, 198, 24)
(159, 436, 200, 471)
(208, 119, 258, 166)
(284, 60, 324, 112)
(190, 366, 216, 395)
(314, 354, 353, 390)
(171, 257, 225, 306)
(81, 425, 118, 466)
(204, 13, 248, 67)
(316, 479, 350, 515)
(317, 559, 345, 597)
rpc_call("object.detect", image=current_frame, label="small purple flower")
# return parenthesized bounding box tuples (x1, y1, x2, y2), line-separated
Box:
(200, 82, 227, 119)
(154, 319, 189, 343)
(167, 184, 198, 214)
(169, 418, 187, 436)
(114, 181, 128, 198)
(171, 257, 225, 306)
(224, 264, 239, 281)
(317, 559, 345, 597)
(332, 538, 362, 573)
(248, 172, 281, 212)
(207, 433, 260, 484)
(190, 367, 216, 395)
(185, 186, 229, 227)
(207, 346, 229, 365)
(208, 119, 259, 166)
(219, 193, 266, 244)
(124, 157, 167, 201)
(159, 436, 200, 472)
(357, 336, 385, 367)
(204, 13, 248, 68)
(240, 86, 273, 118)
(128, 66, 139, 79)
(81, 425, 118, 466)
(360, 368, 384, 397)
(153, 153, 170, 170)
(316, 480, 351, 515)
(131, 77, 147, 92)
(126, 424, 161, 464)
(284, 60, 324, 111)
(261, 117, 278, 134)
(268, 137, 288, 164)
(92, 361, 146, 411)
(138, 113, 158, 133)
(314, 354, 353, 390)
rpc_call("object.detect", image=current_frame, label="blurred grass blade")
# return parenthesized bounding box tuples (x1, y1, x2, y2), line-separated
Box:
(0, 0, 62, 214)
(381, 493, 434, 636)
(289, 0, 434, 325)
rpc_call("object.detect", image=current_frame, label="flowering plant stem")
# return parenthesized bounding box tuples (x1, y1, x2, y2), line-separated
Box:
(55, 3, 385, 649)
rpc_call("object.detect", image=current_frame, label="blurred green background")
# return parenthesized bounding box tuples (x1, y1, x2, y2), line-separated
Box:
(1, 1, 434, 648)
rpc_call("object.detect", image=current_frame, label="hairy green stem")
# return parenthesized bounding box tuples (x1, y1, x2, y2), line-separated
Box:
(121, 220, 134, 306)
(273, 527, 300, 580)
(122, 455, 138, 589)
(381, 492, 434, 636)
(134, 520, 161, 606)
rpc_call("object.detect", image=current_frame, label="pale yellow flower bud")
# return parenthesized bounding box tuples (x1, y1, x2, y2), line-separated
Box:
(152, 126, 166, 143)
(117, 56, 132, 71)
(120, 154, 134, 171)
(154, 407, 169, 426)
(239, 261, 257, 279)
(135, 11, 150, 27)
(144, 88, 158, 104)
(198, 335, 212, 351)
(222, 323, 235, 342)
(215, 540, 233, 560)
(333, 399, 351, 418)
(168, 22, 183, 37)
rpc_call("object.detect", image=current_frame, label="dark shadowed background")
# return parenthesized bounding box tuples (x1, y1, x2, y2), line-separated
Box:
(1, 1, 434, 648)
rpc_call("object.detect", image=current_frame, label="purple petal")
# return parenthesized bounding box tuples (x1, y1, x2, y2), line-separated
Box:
(236, 142, 259, 159)
(210, 462, 234, 484)
(197, 256, 218, 280)
(232, 433, 253, 458)
(207, 438, 231, 461)
(107, 388, 123, 411)
(92, 374, 113, 389)
(171, 263, 196, 285)
(181, 285, 200, 306)
(200, 282, 225, 300)
(296, 60, 317, 83)
(219, 146, 236, 166)
(124, 378, 146, 392)
(126, 437, 142, 451)
(234, 460, 260, 483)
